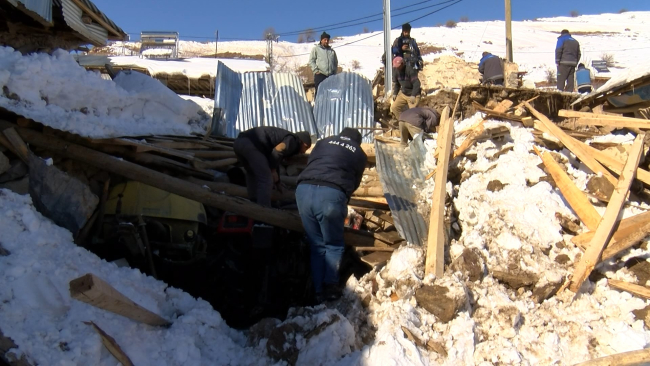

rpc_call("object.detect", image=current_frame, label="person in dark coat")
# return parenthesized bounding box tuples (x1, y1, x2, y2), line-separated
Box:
(391, 56, 421, 119)
(233, 127, 311, 208)
(556, 29, 581, 91)
(576, 63, 593, 94)
(392, 23, 423, 71)
(398, 107, 441, 146)
(295, 128, 367, 303)
(478, 52, 504, 86)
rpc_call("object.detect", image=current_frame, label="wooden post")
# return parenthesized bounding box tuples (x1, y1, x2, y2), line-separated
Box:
(573, 348, 650, 366)
(504, 0, 513, 62)
(70, 273, 171, 326)
(533, 146, 601, 231)
(569, 134, 645, 292)
(425, 106, 453, 277)
(525, 102, 618, 185)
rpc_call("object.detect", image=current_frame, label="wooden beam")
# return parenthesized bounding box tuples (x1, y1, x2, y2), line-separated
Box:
(355, 246, 395, 252)
(573, 210, 650, 247)
(558, 110, 633, 119)
(2, 128, 32, 163)
(425, 106, 453, 277)
(572, 347, 650, 366)
(360, 251, 392, 267)
(534, 146, 601, 231)
(575, 117, 650, 129)
(569, 134, 645, 292)
(70, 273, 170, 326)
(192, 158, 238, 170)
(525, 102, 618, 186)
(83, 321, 134, 366)
(608, 279, 650, 300)
(581, 141, 650, 186)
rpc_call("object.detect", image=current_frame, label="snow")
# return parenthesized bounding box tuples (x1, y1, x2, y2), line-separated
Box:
(0, 47, 210, 138)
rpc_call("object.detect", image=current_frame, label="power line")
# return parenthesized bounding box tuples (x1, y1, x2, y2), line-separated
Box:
(277, 0, 464, 58)
(277, 0, 458, 37)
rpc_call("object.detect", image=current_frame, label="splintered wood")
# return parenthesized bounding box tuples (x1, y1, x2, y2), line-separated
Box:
(425, 106, 453, 277)
(568, 134, 645, 293)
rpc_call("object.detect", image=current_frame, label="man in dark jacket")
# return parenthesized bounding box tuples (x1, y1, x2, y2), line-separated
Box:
(391, 56, 421, 119)
(295, 128, 367, 302)
(478, 52, 504, 86)
(556, 29, 581, 91)
(398, 107, 441, 146)
(234, 127, 311, 208)
(392, 23, 423, 71)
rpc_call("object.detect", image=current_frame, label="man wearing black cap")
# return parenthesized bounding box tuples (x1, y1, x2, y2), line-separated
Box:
(555, 29, 581, 91)
(309, 31, 338, 95)
(392, 23, 423, 71)
(296, 128, 367, 303)
(233, 126, 312, 208)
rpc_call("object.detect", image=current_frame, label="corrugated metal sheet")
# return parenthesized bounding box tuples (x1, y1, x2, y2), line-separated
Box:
(75, 0, 125, 38)
(313, 72, 375, 143)
(15, 0, 52, 23)
(213, 61, 317, 138)
(61, 0, 107, 46)
(375, 138, 429, 246)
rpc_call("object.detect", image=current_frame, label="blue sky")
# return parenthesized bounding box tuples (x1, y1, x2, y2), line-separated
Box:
(93, 0, 649, 42)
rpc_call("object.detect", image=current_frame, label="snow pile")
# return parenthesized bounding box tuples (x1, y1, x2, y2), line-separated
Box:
(0, 47, 210, 138)
(0, 189, 366, 365)
(141, 48, 173, 56)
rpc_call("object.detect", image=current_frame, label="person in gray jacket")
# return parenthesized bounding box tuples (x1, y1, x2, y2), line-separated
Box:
(309, 32, 338, 95)
(398, 107, 440, 146)
(555, 29, 581, 91)
(478, 52, 504, 86)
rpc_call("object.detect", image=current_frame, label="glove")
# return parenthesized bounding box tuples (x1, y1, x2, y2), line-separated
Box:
(392, 94, 397, 102)
(409, 96, 416, 104)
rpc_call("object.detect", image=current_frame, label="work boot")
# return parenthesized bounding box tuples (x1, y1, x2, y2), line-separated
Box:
(323, 283, 343, 301)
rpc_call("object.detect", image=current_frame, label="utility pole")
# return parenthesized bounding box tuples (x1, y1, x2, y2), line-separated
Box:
(383, 0, 392, 98)
(505, 0, 513, 62)
(215, 30, 218, 59)
(265, 33, 274, 69)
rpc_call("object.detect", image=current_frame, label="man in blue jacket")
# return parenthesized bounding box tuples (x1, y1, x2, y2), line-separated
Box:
(295, 128, 368, 303)
(392, 23, 423, 71)
(478, 52, 504, 86)
(555, 29, 581, 91)
(576, 63, 593, 94)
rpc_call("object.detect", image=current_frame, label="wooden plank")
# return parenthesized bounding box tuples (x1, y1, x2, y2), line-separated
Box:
(149, 142, 211, 150)
(572, 348, 650, 366)
(192, 158, 238, 170)
(354, 246, 395, 252)
(575, 117, 650, 129)
(360, 252, 392, 267)
(580, 215, 650, 262)
(572, 210, 650, 247)
(2, 128, 32, 163)
(525, 102, 618, 186)
(116, 138, 197, 160)
(373, 209, 394, 224)
(558, 109, 634, 119)
(581, 142, 650, 186)
(84, 321, 134, 366)
(70, 273, 171, 326)
(425, 106, 453, 277)
(184, 150, 236, 159)
(472, 102, 524, 122)
(374, 230, 404, 245)
(608, 279, 650, 300)
(569, 134, 645, 292)
(533, 146, 601, 231)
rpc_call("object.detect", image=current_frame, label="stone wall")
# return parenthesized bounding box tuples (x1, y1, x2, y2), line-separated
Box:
(419, 55, 481, 90)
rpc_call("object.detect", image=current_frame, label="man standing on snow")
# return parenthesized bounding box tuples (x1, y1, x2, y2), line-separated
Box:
(392, 23, 423, 71)
(555, 29, 581, 92)
(391, 56, 421, 119)
(295, 128, 367, 303)
(478, 51, 504, 86)
(309, 32, 338, 96)
(398, 107, 440, 147)
(233, 127, 311, 208)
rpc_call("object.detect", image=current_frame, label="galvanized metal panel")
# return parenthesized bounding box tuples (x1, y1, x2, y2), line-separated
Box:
(313, 72, 375, 143)
(375, 138, 429, 246)
(16, 0, 52, 23)
(61, 0, 107, 45)
(76, 0, 125, 37)
(213, 62, 316, 139)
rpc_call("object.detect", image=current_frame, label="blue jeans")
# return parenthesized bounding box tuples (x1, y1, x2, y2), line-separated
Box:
(295, 184, 348, 294)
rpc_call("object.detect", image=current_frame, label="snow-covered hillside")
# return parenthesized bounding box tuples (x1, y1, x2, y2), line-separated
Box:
(98, 11, 650, 84)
